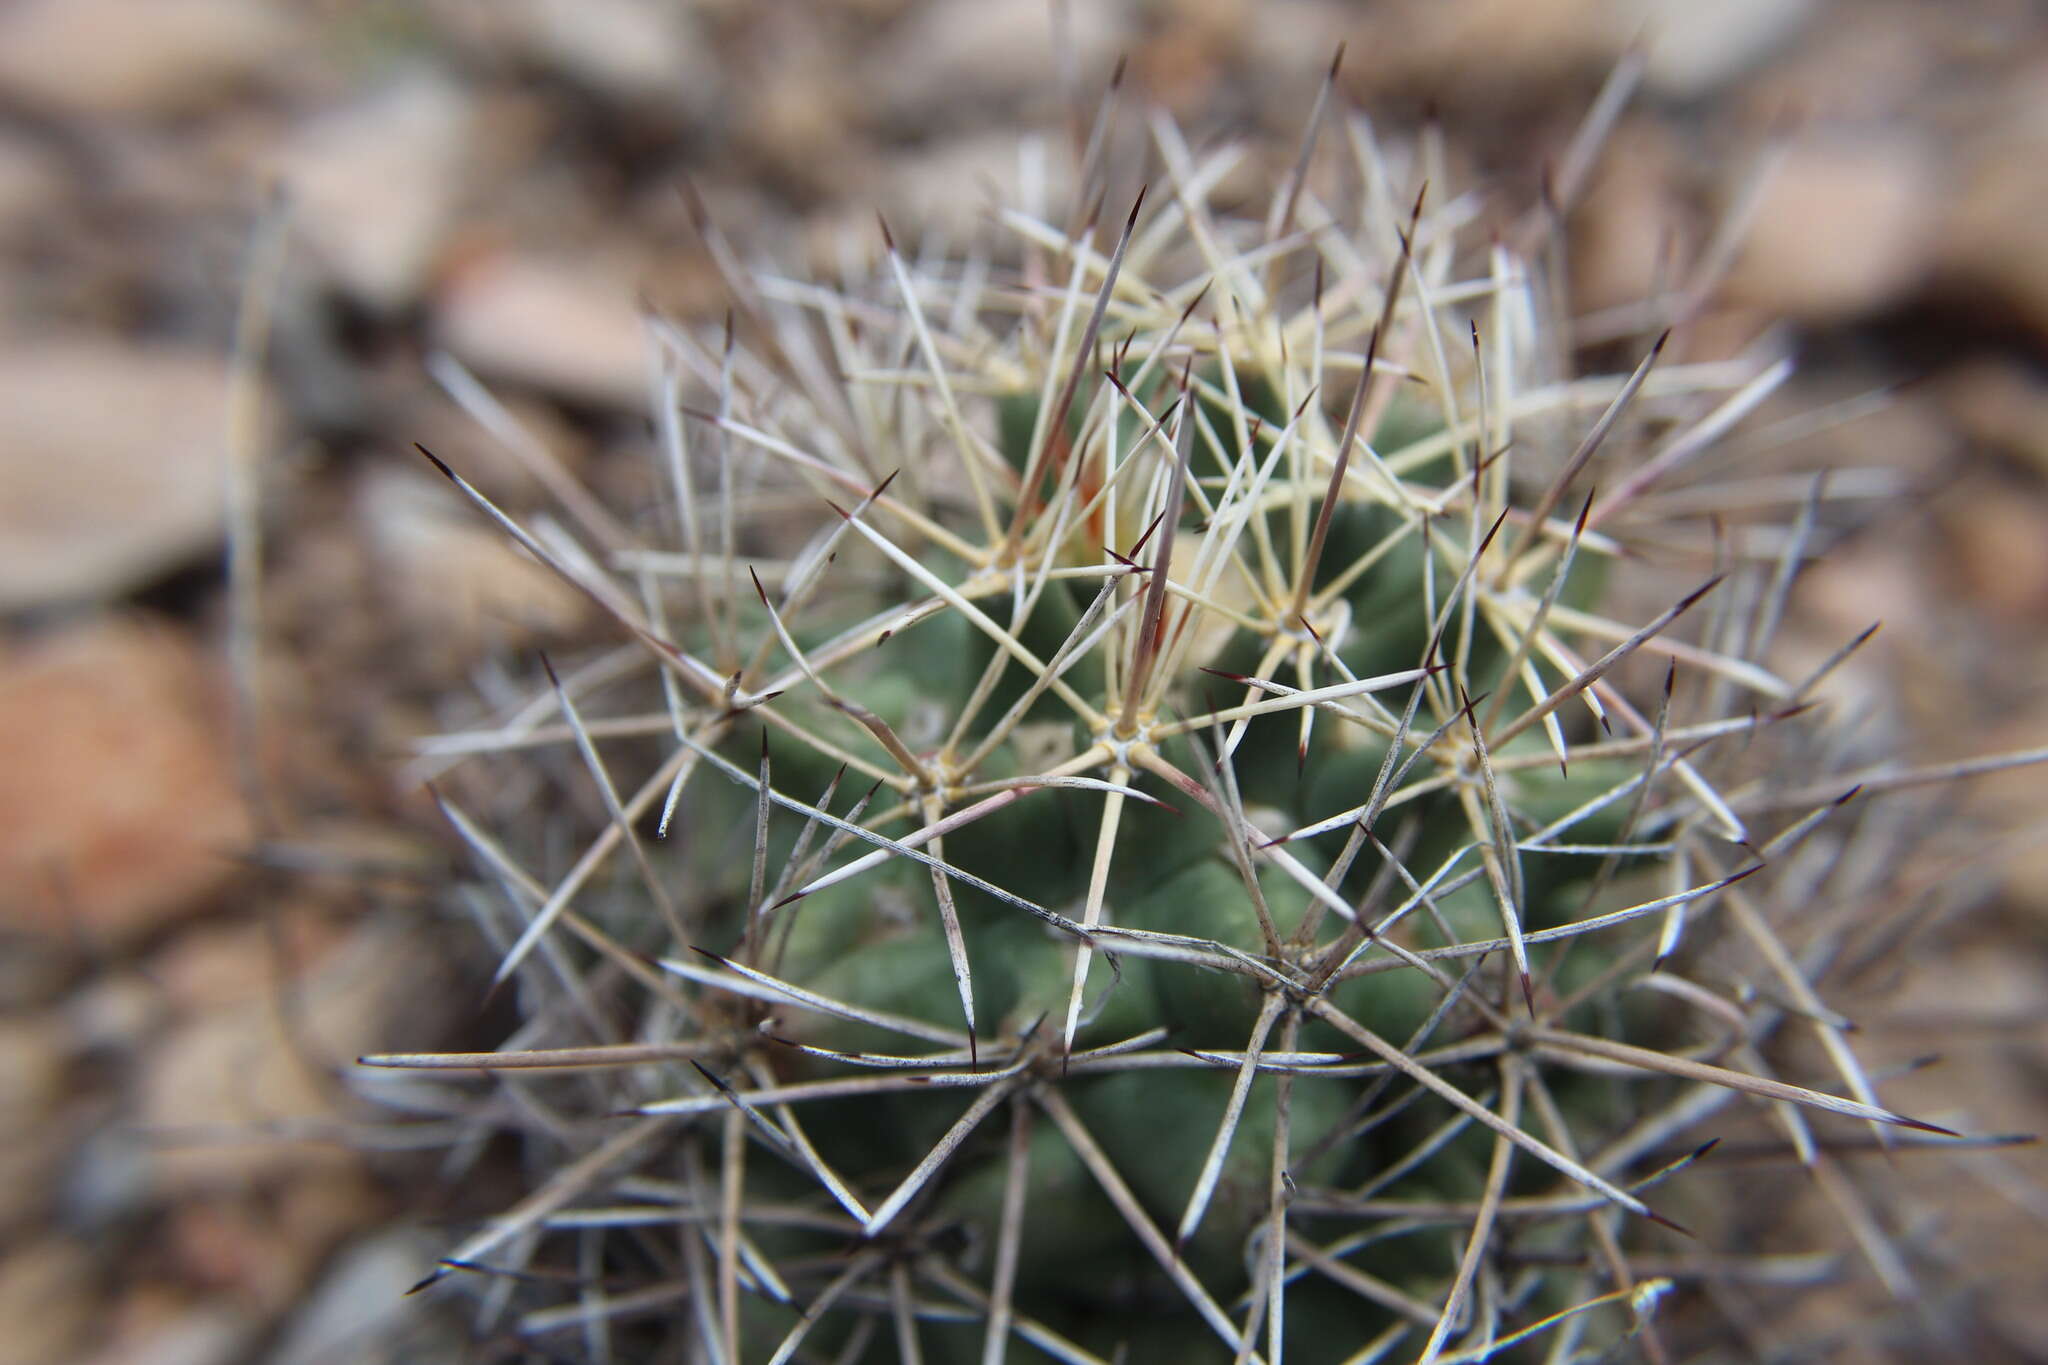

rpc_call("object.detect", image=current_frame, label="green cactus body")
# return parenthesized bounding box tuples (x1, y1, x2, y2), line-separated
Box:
(380, 78, 1994, 1365)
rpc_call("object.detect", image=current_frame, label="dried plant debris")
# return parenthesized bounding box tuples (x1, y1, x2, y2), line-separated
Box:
(363, 70, 2042, 1365)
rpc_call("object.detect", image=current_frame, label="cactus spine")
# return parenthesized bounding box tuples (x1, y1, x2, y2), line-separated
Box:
(369, 74, 1996, 1365)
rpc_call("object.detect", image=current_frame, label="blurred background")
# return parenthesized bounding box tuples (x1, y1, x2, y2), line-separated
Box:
(0, 1, 2044, 1361)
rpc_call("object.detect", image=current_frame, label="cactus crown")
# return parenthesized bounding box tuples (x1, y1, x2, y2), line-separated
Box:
(375, 71, 1987, 1365)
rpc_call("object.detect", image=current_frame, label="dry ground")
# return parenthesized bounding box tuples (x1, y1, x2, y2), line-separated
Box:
(1, 2, 2044, 1362)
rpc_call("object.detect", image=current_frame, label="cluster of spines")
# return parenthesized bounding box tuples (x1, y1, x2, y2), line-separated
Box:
(354, 59, 2033, 1365)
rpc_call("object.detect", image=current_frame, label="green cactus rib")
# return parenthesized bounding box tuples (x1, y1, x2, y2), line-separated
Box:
(363, 78, 2027, 1365)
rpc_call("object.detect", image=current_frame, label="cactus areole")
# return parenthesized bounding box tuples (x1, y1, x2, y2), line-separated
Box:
(374, 68, 1983, 1365)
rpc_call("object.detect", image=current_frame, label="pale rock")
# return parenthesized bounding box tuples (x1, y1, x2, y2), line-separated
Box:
(137, 920, 445, 1192)
(1350, 0, 1612, 99)
(1628, 0, 1816, 99)
(500, 0, 718, 109)
(1665, 302, 1777, 365)
(1939, 68, 2048, 340)
(0, 340, 276, 609)
(1738, 8, 1940, 123)
(0, 620, 251, 946)
(266, 1230, 443, 1365)
(148, 911, 344, 1016)
(1156, 0, 1251, 60)
(634, 238, 727, 327)
(0, 1238, 97, 1365)
(864, 0, 1129, 124)
(0, 0, 290, 119)
(1361, 0, 1809, 103)
(800, 207, 887, 287)
(62, 1122, 153, 1230)
(1240, 0, 1354, 89)
(66, 970, 168, 1056)
(356, 466, 588, 657)
(432, 250, 649, 410)
(286, 70, 475, 314)
(883, 132, 1075, 244)
(740, 44, 864, 201)
(1723, 135, 1937, 322)
(75, 1304, 259, 1365)
(1132, 0, 1250, 114)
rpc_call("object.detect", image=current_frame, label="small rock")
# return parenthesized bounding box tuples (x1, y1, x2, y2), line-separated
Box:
(1348, 0, 1612, 101)
(1723, 134, 1937, 322)
(356, 467, 588, 662)
(1629, 0, 1816, 99)
(1133, 0, 1250, 115)
(739, 43, 865, 202)
(0, 1238, 98, 1365)
(0, 340, 276, 610)
(1239, 0, 1355, 91)
(266, 1229, 440, 1365)
(863, 0, 1129, 126)
(66, 970, 168, 1056)
(432, 250, 649, 410)
(498, 0, 720, 110)
(1939, 70, 2048, 340)
(74, 1302, 258, 1365)
(137, 920, 446, 1193)
(0, 0, 290, 119)
(1737, 7, 1941, 123)
(0, 619, 252, 947)
(148, 911, 345, 1017)
(883, 132, 1075, 244)
(61, 1121, 154, 1231)
(285, 69, 476, 314)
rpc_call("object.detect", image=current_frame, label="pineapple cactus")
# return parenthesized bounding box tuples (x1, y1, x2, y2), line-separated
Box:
(361, 65, 2023, 1364)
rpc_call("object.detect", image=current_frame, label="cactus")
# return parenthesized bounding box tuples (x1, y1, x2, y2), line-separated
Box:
(362, 71, 2026, 1365)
